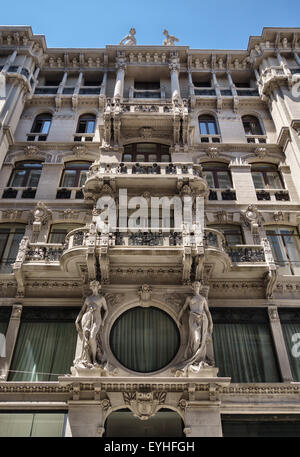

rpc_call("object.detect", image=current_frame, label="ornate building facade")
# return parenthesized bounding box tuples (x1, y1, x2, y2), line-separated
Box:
(0, 26, 300, 437)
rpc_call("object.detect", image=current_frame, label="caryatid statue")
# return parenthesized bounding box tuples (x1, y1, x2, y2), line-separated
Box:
(178, 281, 213, 372)
(74, 280, 108, 368)
(119, 28, 137, 46)
(162, 29, 179, 46)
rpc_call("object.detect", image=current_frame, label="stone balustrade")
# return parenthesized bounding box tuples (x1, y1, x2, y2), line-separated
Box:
(86, 162, 203, 178)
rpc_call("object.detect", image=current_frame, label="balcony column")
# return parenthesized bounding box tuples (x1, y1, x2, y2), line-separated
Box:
(293, 52, 300, 67)
(57, 72, 68, 95)
(277, 53, 292, 77)
(169, 62, 181, 101)
(100, 72, 107, 97)
(74, 72, 83, 96)
(226, 72, 237, 96)
(268, 306, 293, 382)
(211, 71, 221, 97)
(1, 50, 17, 73)
(188, 72, 195, 96)
(113, 63, 126, 99)
(0, 304, 22, 380)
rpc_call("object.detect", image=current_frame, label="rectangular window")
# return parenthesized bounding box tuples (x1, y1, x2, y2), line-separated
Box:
(211, 308, 280, 382)
(222, 415, 300, 437)
(267, 227, 300, 275)
(0, 227, 25, 274)
(8, 307, 78, 381)
(278, 309, 300, 381)
(0, 412, 66, 437)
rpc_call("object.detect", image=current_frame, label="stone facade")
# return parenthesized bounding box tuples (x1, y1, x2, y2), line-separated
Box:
(0, 26, 300, 437)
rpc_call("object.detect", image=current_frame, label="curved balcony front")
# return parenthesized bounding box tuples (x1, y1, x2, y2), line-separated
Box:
(83, 162, 208, 197)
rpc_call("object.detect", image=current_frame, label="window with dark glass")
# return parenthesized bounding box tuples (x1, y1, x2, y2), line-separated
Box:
(60, 162, 91, 188)
(122, 143, 170, 162)
(202, 163, 232, 189)
(242, 115, 264, 136)
(209, 224, 244, 245)
(8, 161, 42, 188)
(104, 409, 184, 437)
(199, 115, 218, 135)
(251, 164, 283, 189)
(48, 224, 83, 244)
(8, 307, 78, 381)
(110, 307, 180, 373)
(76, 114, 96, 134)
(211, 308, 281, 382)
(0, 225, 25, 273)
(222, 415, 300, 437)
(134, 82, 160, 98)
(27, 113, 52, 141)
(266, 226, 300, 275)
(0, 306, 11, 341)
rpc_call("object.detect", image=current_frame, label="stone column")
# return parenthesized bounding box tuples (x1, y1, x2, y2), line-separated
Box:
(226, 72, 237, 97)
(114, 63, 126, 99)
(0, 304, 22, 380)
(268, 306, 293, 382)
(229, 159, 257, 204)
(211, 71, 221, 98)
(293, 52, 300, 67)
(1, 50, 17, 73)
(169, 63, 181, 100)
(100, 72, 107, 97)
(184, 403, 223, 437)
(188, 72, 195, 96)
(57, 72, 68, 95)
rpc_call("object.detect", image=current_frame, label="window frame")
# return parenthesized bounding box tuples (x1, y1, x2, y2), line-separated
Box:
(242, 115, 264, 136)
(122, 143, 171, 163)
(8, 161, 43, 188)
(27, 113, 52, 141)
(59, 161, 91, 188)
(266, 226, 300, 275)
(251, 163, 284, 190)
(202, 162, 232, 189)
(76, 114, 96, 134)
(198, 115, 219, 136)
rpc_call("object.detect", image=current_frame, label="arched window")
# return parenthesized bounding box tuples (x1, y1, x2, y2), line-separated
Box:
(266, 226, 300, 275)
(202, 162, 235, 201)
(202, 162, 231, 188)
(242, 115, 265, 143)
(74, 114, 96, 142)
(9, 161, 42, 188)
(57, 161, 91, 199)
(0, 224, 25, 273)
(122, 143, 170, 163)
(4, 161, 42, 198)
(27, 113, 52, 141)
(251, 163, 283, 190)
(198, 115, 220, 143)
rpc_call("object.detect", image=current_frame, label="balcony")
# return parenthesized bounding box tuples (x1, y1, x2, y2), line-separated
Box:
(2, 187, 37, 199)
(194, 88, 216, 96)
(208, 188, 236, 201)
(25, 243, 64, 262)
(246, 135, 267, 144)
(204, 228, 268, 265)
(199, 135, 221, 143)
(34, 86, 58, 95)
(256, 189, 290, 202)
(56, 188, 84, 199)
(84, 162, 207, 195)
(73, 133, 94, 142)
(236, 88, 259, 97)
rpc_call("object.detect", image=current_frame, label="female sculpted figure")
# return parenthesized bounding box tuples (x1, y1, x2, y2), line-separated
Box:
(75, 280, 108, 368)
(119, 28, 137, 46)
(178, 281, 213, 371)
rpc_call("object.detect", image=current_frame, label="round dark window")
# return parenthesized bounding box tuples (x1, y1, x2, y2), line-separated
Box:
(110, 307, 180, 373)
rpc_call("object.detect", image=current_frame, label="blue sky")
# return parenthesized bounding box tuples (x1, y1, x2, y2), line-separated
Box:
(1, 0, 300, 49)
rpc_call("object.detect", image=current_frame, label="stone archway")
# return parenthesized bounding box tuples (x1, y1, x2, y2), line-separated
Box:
(104, 408, 184, 437)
